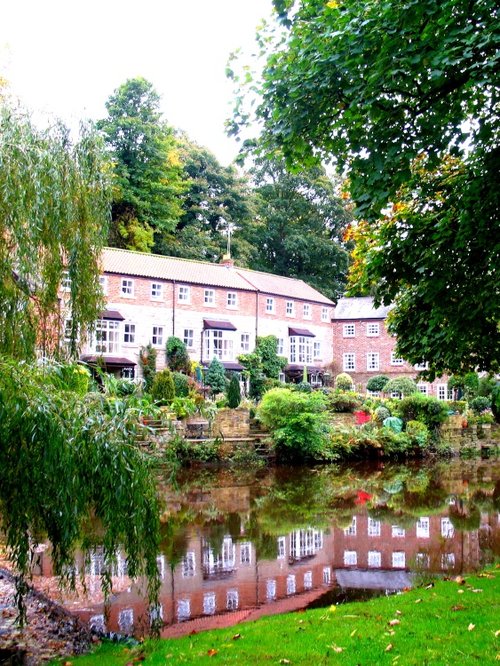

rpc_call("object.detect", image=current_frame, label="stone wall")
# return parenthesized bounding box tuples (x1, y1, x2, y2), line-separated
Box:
(210, 408, 251, 438)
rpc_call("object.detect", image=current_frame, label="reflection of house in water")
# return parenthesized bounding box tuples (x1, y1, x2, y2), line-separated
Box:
(31, 507, 497, 637)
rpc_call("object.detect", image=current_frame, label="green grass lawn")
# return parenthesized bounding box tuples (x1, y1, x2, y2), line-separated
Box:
(55, 569, 500, 665)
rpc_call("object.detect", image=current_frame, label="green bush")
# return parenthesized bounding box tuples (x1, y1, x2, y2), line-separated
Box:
(170, 396, 197, 419)
(374, 406, 391, 423)
(383, 377, 418, 397)
(470, 396, 491, 414)
(383, 416, 403, 433)
(405, 420, 429, 448)
(166, 336, 191, 373)
(335, 372, 354, 390)
(397, 393, 449, 432)
(366, 375, 390, 392)
(227, 373, 242, 408)
(172, 372, 191, 398)
(151, 368, 175, 405)
(328, 389, 362, 413)
(295, 381, 313, 393)
(139, 344, 157, 392)
(257, 387, 330, 461)
(205, 358, 227, 395)
(446, 400, 467, 414)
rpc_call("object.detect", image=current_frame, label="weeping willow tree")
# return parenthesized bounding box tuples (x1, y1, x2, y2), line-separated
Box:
(0, 104, 108, 358)
(0, 104, 161, 624)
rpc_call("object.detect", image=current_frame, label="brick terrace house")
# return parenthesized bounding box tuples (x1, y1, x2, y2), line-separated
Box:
(73, 247, 335, 383)
(332, 296, 450, 398)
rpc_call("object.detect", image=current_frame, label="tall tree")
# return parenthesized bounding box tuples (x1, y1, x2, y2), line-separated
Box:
(98, 77, 184, 252)
(230, 0, 499, 376)
(0, 105, 109, 358)
(243, 159, 351, 301)
(0, 101, 160, 618)
(157, 137, 254, 263)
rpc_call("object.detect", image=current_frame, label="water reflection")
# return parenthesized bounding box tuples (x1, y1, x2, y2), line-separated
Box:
(31, 459, 499, 637)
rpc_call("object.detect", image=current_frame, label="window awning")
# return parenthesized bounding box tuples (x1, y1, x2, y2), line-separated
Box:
(81, 355, 135, 367)
(288, 327, 315, 337)
(203, 319, 237, 331)
(100, 309, 125, 321)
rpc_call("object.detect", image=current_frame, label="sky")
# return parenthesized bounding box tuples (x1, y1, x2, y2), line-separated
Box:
(1, 0, 273, 165)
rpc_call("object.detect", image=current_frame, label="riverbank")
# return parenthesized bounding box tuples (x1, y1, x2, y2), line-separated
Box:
(52, 567, 499, 665)
(0, 568, 91, 664)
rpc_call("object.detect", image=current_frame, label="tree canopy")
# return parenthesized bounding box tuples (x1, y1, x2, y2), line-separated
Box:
(97, 77, 185, 252)
(0, 104, 109, 359)
(244, 159, 351, 301)
(230, 0, 499, 376)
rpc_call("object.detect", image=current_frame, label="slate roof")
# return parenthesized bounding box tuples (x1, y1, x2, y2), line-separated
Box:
(102, 248, 334, 305)
(333, 296, 392, 320)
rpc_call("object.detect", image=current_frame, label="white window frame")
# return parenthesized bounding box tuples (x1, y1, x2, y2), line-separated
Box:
(92, 319, 120, 354)
(417, 383, 429, 395)
(366, 352, 380, 371)
(304, 571, 313, 589)
(414, 362, 429, 371)
(366, 322, 380, 336)
(61, 271, 71, 292)
(266, 297, 275, 313)
(204, 329, 234, 361)
(415, 552, 430, 569)
(152, 326, 164, 347)
(204, 289, 215, 306)
(277, 536, 286, 559)
(240, 542, 252, 565)
(203, 592, 216, 615)
(391, 352, 404, 366)
(183, 328, 194, 349)
(321, 306, 329, 322)
(178, 285, 190, 303)
(241, 333, 250, 353)
(118, 608, 134, 633)
(367, 518, 381, 537)
(391, 525, 405, 538)
(120, 278, 134, 297)
(343, 323, 355, 337)
(182, 551, 196, 578)
(344, 550, 357, 566)
(266, 579, 277, 601)
(416, 517, 430, 538)
(313, 341, 322, 360)
(303, 303, 311, 319)
(289, 336, 313, 364)
(226, 589, 239, 610)
(227, 291, 238, 308)
(99, 275, 108, 295)
(177, 599, 191, 622)
(286, 300, 295, 316)
(286, 574, 296, 595)
(436, 384, 448, 401)
(392, 551, 406, 568)
(123, 323, 135, 344)
(151, 282, 163, 300)
(343, 353, 355, 372)
(277, 337, 285, 356)
(322, 567, 331, 584)
(368, 550, 381, 568)
(441, 518, 455, 538)
(344, 517, 356, 536)
(441, 553, 456, 569)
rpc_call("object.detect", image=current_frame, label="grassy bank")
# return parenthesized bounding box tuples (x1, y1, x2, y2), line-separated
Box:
(55, 569, 499, 665)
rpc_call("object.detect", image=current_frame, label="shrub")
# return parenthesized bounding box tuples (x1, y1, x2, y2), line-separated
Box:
(374, 406, 391, 423)
(205, 358, 227, 395)
(166, 337, 191, 374)
(151, 368, 175, 405)
(383, 377, 418, 397)
(227, 373, 242, 408)
(446, 400, 467, 414)
(139, 344, 157, 393)
(366, 375, 390, 392)
(171, 371, 190, 398)
(257, 387, 330, 461)
(170, 396, 197, 419)
(335, 372, 354, 390)
(383, 416, 403, 433)
(469, 396, 491, 414)
(295, 381, 313, 393)
(405, 420, 429, 448)
(397, 393, 449, 432)
(328, 389, 362, 413)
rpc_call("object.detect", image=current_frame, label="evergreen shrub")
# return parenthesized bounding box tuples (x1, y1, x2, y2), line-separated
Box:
(366, 375, 390, 392)
(227, 373, 242, 408)
(328, 389, 362, 412)
(151, 368, 175, 405)
(384, 377, 418, 396)
(335, 372, 354, 390)
(397, 393, 449, 431)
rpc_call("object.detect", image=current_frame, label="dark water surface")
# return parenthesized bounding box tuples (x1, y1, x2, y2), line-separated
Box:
(32, 458, 499, 636)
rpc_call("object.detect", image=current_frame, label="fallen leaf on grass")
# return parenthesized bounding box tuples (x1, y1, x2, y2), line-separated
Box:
(478, 572, 494, 579)
(207, 649, 218, 657)
(415, 598, 422, 604)
(425, 583, 434, 589)
(458, 589, 464, 594)
(385, 643, 393, 652)
(280, 660, 291, 664)
(495, 630, 500, 637)
(395, 610, 402, 616)
(232, 633, 242, 640)
(388, 619, 400, 626)
(350, 629, 357, 637)
(451, 605, 465, 611)
(471, 589, 483, 593)
(468, 624, 475, 632)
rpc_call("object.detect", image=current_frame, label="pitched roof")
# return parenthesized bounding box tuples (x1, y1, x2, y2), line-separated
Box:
(102, 247, 334, 305)
(333, 296, 392, 320)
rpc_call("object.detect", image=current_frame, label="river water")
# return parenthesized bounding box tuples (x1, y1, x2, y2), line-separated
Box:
(31, 457, 499, 637)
